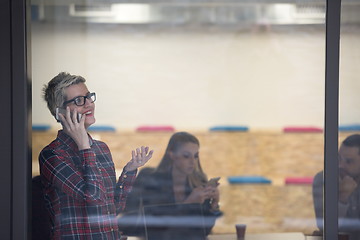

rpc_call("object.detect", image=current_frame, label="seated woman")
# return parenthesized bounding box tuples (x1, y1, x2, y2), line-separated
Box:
(121, 132, 222, 240)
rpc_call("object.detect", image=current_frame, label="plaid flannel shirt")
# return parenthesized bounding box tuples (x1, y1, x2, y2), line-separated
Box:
(39, 130, 137, 240)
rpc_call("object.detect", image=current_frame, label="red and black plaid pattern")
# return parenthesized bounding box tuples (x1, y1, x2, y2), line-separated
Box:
(39, 130, 137, 240)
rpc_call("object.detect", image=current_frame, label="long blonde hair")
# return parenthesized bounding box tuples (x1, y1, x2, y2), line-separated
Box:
(156, 132, 208, 188)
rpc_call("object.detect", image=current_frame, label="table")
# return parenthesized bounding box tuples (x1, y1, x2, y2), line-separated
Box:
(208, 232, 306, 240)
(127, 232, 307, 240)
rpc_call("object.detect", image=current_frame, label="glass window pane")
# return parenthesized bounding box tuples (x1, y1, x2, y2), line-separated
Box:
(338, 1, 360, 239)
(31, 1, 326, 239)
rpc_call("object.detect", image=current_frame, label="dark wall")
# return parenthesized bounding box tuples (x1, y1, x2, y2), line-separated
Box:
(0, 0, 13, 237)
(0, 0, 31, 239)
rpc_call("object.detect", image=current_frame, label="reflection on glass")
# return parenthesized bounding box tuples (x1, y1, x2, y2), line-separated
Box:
(31, 0, 328, 239)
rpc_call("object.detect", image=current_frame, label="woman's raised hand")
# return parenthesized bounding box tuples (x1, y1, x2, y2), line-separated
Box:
(125, 146, 154, 172)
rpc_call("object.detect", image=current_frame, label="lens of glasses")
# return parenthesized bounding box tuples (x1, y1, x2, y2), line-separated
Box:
(74, 97, 85, 106)
(89, 92, 96, 103)
(87, 93, 96, 104)
(73, 93, 96, 106)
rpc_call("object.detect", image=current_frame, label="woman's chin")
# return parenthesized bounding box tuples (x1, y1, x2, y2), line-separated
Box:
(85, 118, 96, 129)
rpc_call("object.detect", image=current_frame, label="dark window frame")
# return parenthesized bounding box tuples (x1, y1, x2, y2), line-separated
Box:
(0, 0, 32, 239)
(324, 0, 341, 239)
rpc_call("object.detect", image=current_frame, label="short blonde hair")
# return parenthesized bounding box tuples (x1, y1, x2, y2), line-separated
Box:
(42, 72, 86, 117)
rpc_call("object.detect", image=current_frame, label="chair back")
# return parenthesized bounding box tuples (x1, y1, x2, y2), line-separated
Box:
(32, 175, 51, 240)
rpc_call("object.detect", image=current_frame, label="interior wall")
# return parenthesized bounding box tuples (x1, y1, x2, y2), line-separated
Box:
(31, 23, 358, 131)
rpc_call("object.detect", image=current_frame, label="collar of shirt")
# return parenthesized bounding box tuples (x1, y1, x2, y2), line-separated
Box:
(57, 130, 94, 152)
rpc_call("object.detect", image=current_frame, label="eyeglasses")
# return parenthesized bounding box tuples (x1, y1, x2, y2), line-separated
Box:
(63, 92, 96, 107)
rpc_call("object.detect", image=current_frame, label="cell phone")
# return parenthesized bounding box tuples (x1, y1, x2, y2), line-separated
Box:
(55, 107, 82, 123)
(207, 177, 221, 187)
